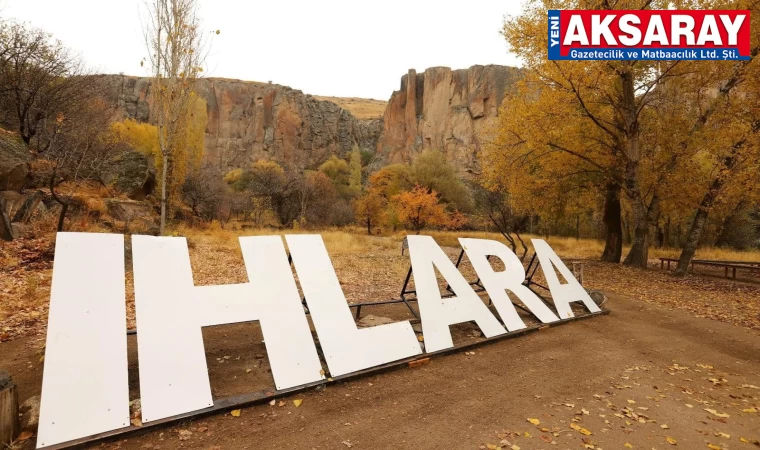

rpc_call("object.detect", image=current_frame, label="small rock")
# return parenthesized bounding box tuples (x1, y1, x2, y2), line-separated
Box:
(357, 315, 396, 328)
(19, 395, 41, 432)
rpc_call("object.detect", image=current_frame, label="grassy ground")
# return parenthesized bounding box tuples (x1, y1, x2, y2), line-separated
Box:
(2, 226, 760, 344)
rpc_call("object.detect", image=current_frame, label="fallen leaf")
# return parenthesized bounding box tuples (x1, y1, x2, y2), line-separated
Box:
(342, 441, 353, 448)
(523, 431, 531, 437)
(742, 407, 757, 413)
(714, 432, 730, 438)
(527, 418, 540, 425)
(570, 423, 592, 435)
(230, 409, 241, 417)
(278, 401, 285, 407)
(293, 399, 303, 407)
(666, 436, 677, 445)
(704, 408, 730, 418)
(15, 431, 33, 442)
(269, 399, 276, 406)
(661, 424, 670, 429)
(486, 445, 498, 450)
(707, 444, 723, 450)
(624, 444, 633, 449)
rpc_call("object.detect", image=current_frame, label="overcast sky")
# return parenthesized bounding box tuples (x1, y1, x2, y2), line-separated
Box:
(1, 0, 525, 99)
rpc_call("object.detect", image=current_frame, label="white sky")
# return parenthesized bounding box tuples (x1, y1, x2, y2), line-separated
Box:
(1, 0, 524, 100)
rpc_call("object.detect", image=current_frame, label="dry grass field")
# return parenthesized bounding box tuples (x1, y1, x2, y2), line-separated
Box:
(314, 96, 388, 119)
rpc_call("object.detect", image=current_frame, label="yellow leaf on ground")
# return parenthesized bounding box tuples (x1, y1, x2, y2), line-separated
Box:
(666, 436, 677, 445)
(230, 409, 241, 417)
(486, 444, 498, 450)
(707, 444, 723, 450)
(527, 418, 540, 425)
(715, 432, 730, 438)
(704, 408, 730, 418)
(739, 437, 749, 443)
(742, 407, 757, 413)
(293, 399, 303, 407)
(511, 445, 520, 450)
(570, 423, 592, 435)
(661, 424, 670, 429)
(624, 444, 633, 449)
(524, 432, 531, 437)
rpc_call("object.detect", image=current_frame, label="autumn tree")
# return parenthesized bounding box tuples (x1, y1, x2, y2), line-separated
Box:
(144, 0, 207, 234)
(394, 185, 448, 234)
(46, 97, 122, 231)
(490, 0, 759, 267)
(354, 190, 385, 235)
(409, 149, 473, 212)
(181, 165, 228, 221)
(348, 145, 362, 197)
(0, 21, 97, 147)
(474, 184, 529, 259)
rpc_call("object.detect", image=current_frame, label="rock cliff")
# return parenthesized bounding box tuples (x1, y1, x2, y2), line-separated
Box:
(104, 65, 521, 174)
(376, 65, 522, 173)
(105, 76, 383, 171)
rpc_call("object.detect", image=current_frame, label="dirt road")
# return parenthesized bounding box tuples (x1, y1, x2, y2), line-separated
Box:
(3, 290, 758, 450)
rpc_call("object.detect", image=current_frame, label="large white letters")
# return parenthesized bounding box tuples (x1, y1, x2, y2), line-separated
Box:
(532, 239, 601, 318)
(131, 235, 324, 423)
(459, 238, 559, 330)
(286, 235, 421, 376)
(37, 233, 129, 448)
(407, 235, 506, 352)
(38, 232, 606, 447)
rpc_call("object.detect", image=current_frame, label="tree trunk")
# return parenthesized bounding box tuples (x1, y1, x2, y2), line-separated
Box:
(575, 215, 580, 240)
(56, 202, 69, 232)
(0, 371, 20, 446)
(366, 219, 371, 235)
(601, 183, 623, 263)
(675, 147, 741, 276)
(0, 198, 14, 241)
(160, 154, 169, 235)
(663, 216, 671, 248)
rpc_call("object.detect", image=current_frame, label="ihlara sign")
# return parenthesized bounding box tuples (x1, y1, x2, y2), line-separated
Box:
(36, 233, 601, 448)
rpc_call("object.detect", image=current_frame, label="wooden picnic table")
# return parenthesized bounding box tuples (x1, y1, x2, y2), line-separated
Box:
(659, 257, 760, 279)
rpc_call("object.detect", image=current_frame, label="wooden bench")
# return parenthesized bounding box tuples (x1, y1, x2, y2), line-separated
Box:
(660, 257, 760, 279)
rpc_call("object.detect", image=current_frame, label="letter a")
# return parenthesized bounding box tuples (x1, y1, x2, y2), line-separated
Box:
(407, 235, 506, 352)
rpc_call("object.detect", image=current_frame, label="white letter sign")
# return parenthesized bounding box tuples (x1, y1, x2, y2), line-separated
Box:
(459, 238, 560, 330)
(37, 233, 129, 448)
(286, 235, 421, 376)
(532, 239, 601, 318)
(37, 232, 606, 448)
(407, 235, 506, 352)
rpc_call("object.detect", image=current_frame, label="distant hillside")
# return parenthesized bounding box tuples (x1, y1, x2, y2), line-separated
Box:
(313, 96, 387, 120)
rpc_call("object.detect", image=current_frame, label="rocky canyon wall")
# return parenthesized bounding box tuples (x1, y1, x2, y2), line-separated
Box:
(104, 64, 521, 173)
(105, 76, 382, 171)
(376, 65, 522, 173)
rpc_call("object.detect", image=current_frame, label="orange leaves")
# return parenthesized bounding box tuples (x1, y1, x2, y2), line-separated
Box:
(393, 185, 449, 234)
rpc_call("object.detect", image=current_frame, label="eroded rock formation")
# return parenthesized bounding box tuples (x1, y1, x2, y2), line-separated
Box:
(105, 76, 382, 171)
(104, 65, 521, 174)
(376, 65, 522, 173)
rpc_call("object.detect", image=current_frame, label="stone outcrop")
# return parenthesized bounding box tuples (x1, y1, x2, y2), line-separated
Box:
(105, 76, 383, 171)
(0, 129, 31, 192)
(376, 65, 522, 173)
(103, 65, 520, 175)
